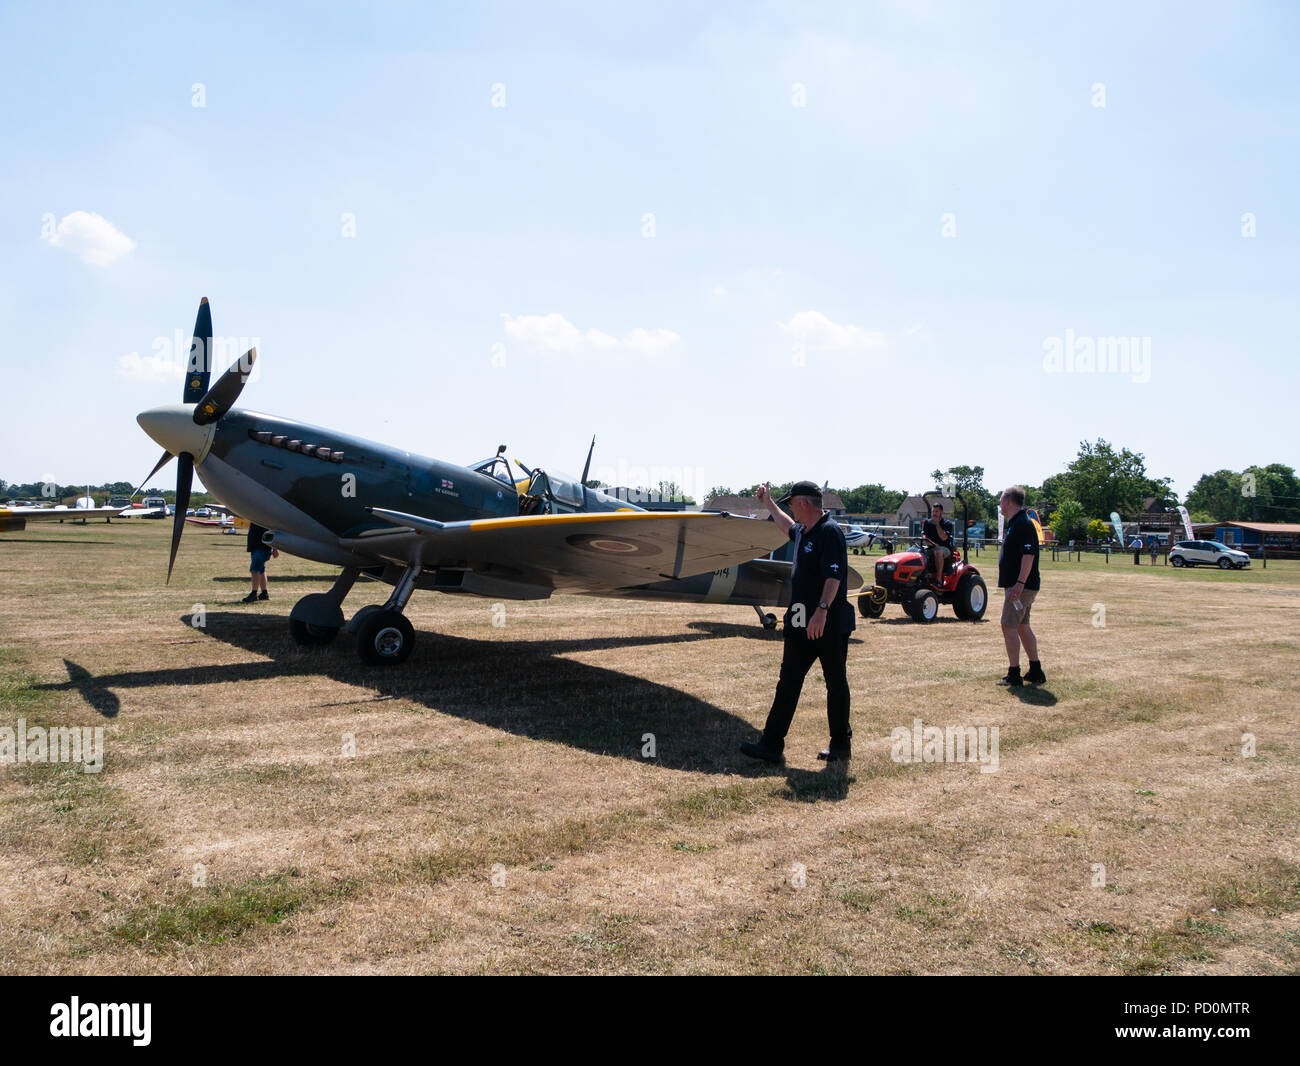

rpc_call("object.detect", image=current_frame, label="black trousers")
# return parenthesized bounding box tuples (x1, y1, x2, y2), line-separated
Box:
(762, 629, 851, 750)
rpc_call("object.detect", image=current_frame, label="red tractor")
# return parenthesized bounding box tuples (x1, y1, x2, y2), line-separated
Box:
(857, 492, 988, 623)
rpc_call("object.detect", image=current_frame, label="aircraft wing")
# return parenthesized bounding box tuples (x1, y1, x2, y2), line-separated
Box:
(0, 506, 126, 530)
(341, 509, 790, 592)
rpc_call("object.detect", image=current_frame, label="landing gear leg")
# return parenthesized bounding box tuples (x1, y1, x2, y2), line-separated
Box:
(752, 605, 778, 630)
(355, 563, 420, 665)
(289, 567, 359, 646)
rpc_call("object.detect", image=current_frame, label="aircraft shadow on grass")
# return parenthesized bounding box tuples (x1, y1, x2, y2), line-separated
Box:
(43, 613, 856, 786)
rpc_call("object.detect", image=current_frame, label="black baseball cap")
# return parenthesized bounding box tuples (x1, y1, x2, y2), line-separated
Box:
(777, 480, 822, 504)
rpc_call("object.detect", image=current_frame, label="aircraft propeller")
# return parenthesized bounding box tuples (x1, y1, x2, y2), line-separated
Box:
(135, 298, 257, 582)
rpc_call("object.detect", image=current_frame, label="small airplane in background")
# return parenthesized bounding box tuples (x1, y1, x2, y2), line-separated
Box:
(0, 492, 127, 532)
(134, 299, 839, 665)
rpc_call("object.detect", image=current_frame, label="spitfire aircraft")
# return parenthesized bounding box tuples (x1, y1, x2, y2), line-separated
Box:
(135, 299, 860, 665)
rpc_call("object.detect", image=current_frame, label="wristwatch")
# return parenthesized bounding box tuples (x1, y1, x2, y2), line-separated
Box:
(818, 601, 829, 610)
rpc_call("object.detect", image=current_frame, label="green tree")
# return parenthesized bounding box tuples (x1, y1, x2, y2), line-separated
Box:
(655, 480, 696, 505)
(1085, 518, 1111, 540)
(1048, 499, 1088, 543)
(1042, 439, 1173, 517)
(930, 465, 996, 525)
(1184, 469, 1242, 522)
(839, 483, 906, 515)
(705, 485, 733, 501)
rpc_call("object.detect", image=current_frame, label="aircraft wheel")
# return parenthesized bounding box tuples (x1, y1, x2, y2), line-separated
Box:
(762, 612, 777, 630)
(290, 618, 340, 646)
(357, 610, 415, 665)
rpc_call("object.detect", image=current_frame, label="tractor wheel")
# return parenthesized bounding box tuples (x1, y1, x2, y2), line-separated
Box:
(953, 573, 988, 621)
(858, 587, 886, 619)
(910, 588, 939, 623)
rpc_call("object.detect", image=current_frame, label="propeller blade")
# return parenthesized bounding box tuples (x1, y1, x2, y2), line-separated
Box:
(133, 449, 174, 497)
(181, 298, 214, 404)
(193, 347, 257, 425)
(166, 453, 194, 584)
(580, 435, 596, 487)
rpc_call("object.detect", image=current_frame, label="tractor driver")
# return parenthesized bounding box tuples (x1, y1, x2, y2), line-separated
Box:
(923, 502, 954, 586)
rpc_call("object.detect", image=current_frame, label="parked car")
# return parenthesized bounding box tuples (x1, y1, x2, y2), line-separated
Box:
(1169, 540, 1251, 569)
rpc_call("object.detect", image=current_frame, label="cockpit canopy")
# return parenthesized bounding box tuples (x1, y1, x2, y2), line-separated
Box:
(470, 455, 514, 486)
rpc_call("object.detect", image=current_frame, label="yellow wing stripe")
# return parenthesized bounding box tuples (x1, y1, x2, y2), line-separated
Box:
(465, 511, 744, 533)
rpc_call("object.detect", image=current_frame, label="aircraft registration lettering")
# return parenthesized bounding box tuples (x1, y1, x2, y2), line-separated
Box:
(704, 565, 739, 604)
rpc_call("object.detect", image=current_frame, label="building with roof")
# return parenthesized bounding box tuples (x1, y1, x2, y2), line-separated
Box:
(1215, 521, 1300, 558)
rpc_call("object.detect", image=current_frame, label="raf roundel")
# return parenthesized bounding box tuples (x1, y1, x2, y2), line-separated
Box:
(565, 533, 662, 557)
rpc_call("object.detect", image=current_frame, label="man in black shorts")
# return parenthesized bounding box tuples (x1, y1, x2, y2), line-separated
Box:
(996, 487, 1045, 687)
(740, 480, 855, 764)
(923, 502, 954, 585)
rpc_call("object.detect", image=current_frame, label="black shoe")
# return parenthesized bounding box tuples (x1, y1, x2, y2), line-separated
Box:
(817, 747, 852, 763)
(1024, 663, 1046, 685)
(241, 592, 258, 604)
(257, 590, 269, 601)
(740, 738, 785, 765)
(997, 670, 1023, 688)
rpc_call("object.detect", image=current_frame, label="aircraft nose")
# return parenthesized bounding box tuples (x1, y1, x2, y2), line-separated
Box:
(137, 404, 214, 459)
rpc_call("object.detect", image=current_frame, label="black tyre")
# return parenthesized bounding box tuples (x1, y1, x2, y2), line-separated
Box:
(357, 609, 415, 665)
(910, 588, 939, 623)
(953, 573, 988, 621)
(1171, 555, 1184, 567)
(762, 612, 777, 630)
(858, 587, 886, 619)
(290, 618, 340, 646)
(1218, 556, 1231, 569)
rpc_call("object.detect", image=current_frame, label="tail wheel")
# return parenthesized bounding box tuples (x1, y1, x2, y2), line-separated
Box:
(290, 618, 340, 646)
(357, 609, 415, 665)
(953, 573, 988, 621)
(858, 586, 886, 619)
(762, 612, 777, 630)
(910, 588, 939, 623)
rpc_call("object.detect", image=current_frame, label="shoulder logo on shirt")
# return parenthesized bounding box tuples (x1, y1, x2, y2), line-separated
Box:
(829, 562, 840, 572)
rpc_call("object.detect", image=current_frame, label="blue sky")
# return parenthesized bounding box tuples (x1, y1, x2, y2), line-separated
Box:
(1, 0, 1296, 502)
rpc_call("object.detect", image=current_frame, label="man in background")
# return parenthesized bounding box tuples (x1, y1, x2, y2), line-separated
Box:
(242, 522, 277, 603)
(923, 501, 954, 585)
(997, 487, 1045, 687)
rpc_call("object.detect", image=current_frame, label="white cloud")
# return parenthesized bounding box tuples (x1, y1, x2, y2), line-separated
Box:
(117, 351, 182, 383)
(43, 210, 136, 267)
(622, 327, 681, 358)
(778, 310, 885, 352)
(502, 314, 681, 357)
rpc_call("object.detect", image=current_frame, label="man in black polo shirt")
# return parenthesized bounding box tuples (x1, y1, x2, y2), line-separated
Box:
(996, 486, 1045, 687)
(741, 481, 855, 765)
(923, 502, 954, 585)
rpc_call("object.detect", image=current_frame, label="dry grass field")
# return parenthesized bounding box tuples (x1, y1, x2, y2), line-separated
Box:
(1, 521, 1297, 974)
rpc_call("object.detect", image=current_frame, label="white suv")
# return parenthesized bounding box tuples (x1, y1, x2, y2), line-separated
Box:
(1169, 540, 1251, 570)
